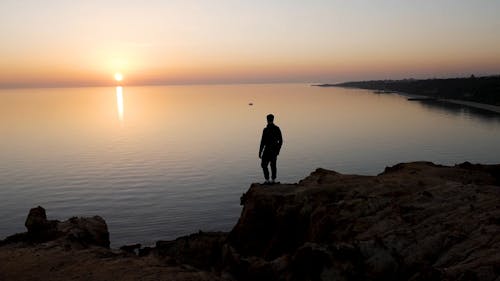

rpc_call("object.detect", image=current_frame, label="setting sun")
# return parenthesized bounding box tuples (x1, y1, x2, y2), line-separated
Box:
(114, 73, 123, 82)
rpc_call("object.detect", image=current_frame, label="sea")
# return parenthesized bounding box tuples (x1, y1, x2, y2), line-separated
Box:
(1, 83, 499, 247)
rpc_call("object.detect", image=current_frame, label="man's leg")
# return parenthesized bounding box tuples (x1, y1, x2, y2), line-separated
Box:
(270, 156, 277, 181)
(261, 157, 270, 181)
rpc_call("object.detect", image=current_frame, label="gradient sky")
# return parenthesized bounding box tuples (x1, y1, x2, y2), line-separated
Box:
(1, 0, 499, 87)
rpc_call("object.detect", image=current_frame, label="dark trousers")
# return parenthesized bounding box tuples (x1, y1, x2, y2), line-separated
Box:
(261, 154, 277, 180)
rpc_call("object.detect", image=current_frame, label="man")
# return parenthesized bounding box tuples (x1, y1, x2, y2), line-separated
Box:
(259, 114, 283, 184)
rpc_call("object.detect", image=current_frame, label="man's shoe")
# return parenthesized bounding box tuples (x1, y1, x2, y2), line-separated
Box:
(263, 180, 270, 185)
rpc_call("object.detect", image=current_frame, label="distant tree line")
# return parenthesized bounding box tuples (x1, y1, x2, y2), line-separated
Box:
(325, 75, 500, 106)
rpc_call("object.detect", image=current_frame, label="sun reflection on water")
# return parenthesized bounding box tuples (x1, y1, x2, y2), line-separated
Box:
(116, 86, 124, 123)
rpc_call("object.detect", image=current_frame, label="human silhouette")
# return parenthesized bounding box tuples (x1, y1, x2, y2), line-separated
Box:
(259, 114, 283, 184)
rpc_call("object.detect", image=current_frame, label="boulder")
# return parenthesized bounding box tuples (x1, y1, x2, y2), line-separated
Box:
(24, 206, 59, 242)
(24, 206, 48, 232)
(58, 216, 110, 248)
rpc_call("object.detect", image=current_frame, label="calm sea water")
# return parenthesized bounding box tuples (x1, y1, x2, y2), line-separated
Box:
(1, 84, 500, 247)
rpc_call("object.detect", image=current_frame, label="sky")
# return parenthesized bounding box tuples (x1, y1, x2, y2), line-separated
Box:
(1, 0, 500, 87)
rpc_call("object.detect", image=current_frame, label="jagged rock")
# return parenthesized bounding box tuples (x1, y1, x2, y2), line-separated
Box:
(228, 162, 500, 280)
(25, 206, 48, 232)
(456, 162, 500, 185)
(23, 206, 60, 242)
(358, 239, 398, 278)
(289, 243, 332, 280)
(57, 216, 110, 248)
(155, 231, 228, 270)
(2, 206, 109, 248)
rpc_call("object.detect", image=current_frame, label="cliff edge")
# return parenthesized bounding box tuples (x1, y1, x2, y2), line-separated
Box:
(227, 162, 500, 280)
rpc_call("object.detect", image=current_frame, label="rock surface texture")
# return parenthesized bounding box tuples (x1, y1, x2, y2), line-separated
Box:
(1, 162, 499, 280)
(227, 162, 500, 280)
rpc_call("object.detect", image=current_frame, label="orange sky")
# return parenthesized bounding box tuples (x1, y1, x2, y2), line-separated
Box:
(1, 1, 500, 87)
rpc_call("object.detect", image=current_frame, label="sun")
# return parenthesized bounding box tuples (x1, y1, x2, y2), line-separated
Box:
(114, 73, 123, 82)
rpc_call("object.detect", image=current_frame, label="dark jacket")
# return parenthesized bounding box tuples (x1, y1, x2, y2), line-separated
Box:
(259, 124, 283, 157)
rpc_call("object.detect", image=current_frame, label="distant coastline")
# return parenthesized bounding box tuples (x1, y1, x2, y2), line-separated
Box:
(314, 75, 500, 114)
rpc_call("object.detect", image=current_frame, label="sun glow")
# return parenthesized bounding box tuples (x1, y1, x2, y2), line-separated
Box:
(114, 73, 123, 82)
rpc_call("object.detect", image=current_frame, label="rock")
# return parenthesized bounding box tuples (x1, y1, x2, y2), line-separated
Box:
(227, 162, 500, 280)
(155, 231, 228, 270)
(120, 243, 141, 254)
(456, 162, 500, 185)
(3, 207, 109, 248)
(408, 265, 443, 281)
(24, 206, 59, 242)
(57, 216, 110, 248)
(138, 246, 153, 257)
(289, 243, 332, 280)
(24, 206, 47, 232)
(358, 240, 398, 278)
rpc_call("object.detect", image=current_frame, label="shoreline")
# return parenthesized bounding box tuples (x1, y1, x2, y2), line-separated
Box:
(395, 91, 500, 113)
(439, 98, 500, 114)
(320, 84, 500, 114)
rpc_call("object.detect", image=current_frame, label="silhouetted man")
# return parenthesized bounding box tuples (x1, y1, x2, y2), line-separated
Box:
(259, 114, 283, 184)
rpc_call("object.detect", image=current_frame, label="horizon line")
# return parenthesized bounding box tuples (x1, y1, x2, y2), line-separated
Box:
(0, 80, 315, 90)
(1, 73, 499, 90)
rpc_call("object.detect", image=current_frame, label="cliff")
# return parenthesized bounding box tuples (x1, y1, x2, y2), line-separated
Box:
(1, 162, 499, 280)
(227, 162, 500, 280)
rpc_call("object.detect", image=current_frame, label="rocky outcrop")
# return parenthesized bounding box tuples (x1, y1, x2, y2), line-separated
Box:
(0, 207, 222, 281)
(1, 162, 499, 280)
(226, 162, 500, 280)
(1, 206, 109, 248)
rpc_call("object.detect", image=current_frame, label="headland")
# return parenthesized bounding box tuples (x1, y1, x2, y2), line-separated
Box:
(315, 75, 500, 114)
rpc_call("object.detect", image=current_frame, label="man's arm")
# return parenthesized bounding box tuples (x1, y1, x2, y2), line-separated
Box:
(277, 127, 283, 155)
(259, 128, 266, 158)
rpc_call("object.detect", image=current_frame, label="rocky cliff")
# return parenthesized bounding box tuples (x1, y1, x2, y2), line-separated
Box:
(1, 162, 499, 280)
(226, 162, 500, 280)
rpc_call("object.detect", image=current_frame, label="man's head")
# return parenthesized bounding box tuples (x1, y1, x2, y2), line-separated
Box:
(266, 114, 274, 123)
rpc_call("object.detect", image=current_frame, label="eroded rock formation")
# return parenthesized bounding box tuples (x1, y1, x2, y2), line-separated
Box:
(1, 206, 109, 248)
(225, 162, 500, 280)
